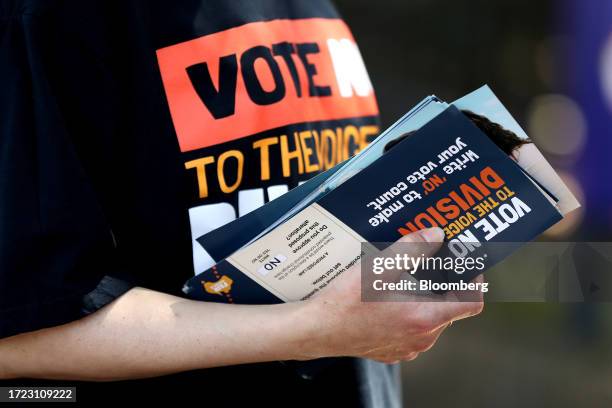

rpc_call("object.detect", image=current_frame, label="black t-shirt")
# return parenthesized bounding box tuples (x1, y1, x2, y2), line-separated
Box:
(0, 0, 399, 405)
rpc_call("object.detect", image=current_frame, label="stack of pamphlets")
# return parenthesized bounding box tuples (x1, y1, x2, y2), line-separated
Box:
(183, 85, 580, 304)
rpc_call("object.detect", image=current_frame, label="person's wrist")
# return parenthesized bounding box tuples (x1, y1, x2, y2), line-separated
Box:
(282, 298, 336, 361)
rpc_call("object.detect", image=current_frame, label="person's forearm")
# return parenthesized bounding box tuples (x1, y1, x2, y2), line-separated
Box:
(0, 287, 321, 381)
(0, 229, 484, 381)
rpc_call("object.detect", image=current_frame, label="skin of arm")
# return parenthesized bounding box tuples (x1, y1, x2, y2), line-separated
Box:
(0, 288, 320, 381)
(0, 228, 483, 381)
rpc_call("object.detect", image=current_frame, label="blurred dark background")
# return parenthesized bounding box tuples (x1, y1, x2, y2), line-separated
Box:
(334, 0, 612, 406)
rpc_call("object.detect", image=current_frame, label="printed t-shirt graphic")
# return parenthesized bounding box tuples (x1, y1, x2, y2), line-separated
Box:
(156, 18, 380, 273)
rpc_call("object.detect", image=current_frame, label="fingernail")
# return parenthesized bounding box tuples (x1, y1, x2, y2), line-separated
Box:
(420, 227, 444, 243)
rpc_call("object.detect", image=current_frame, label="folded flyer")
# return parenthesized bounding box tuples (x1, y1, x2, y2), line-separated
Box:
(183, 86, 579, 304)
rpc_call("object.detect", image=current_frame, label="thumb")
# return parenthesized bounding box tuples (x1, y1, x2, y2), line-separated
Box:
(371, 227, 445, 284)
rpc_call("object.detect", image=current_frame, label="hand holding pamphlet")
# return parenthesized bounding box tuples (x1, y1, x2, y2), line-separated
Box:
(183, 86, 580, 304)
